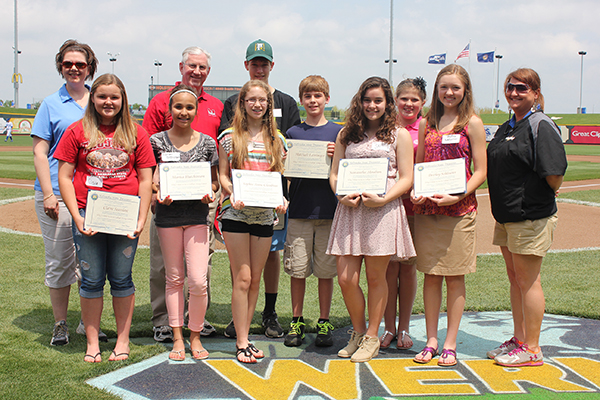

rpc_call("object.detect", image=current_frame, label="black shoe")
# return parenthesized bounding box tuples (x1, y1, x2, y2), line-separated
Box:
(224, 319, 236, 338)
(284, 319, 305, 347)
(315, 320, 334, 347)
(262, 312, 284, 338)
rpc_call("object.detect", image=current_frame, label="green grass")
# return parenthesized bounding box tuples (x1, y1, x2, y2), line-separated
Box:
(480, 113, 600, 125)
(0, 151, 35, 180)
(0, 135, 33, 147)
(559, 189, 600, 203)
(564, 161, 600, 181)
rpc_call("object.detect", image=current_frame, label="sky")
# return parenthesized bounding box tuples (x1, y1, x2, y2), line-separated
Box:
(1, 0, 599, 114)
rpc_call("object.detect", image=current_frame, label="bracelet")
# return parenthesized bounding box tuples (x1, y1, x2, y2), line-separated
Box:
(43, 193, 55, 201)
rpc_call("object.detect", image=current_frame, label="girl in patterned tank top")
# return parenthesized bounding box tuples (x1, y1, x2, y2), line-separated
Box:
(411, 65, 487, 367)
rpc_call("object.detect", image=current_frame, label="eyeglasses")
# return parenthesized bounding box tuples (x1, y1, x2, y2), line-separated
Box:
(185, 63, 208, 72)
(245, 98, 268, 106)
(506, 83, 530, 94)
(62, 61, 88, 70)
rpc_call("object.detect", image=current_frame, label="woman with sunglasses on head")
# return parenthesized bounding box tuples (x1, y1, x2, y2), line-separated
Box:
(55, 74, 155, 363)
(31, 39, 101, 347)
(486, 68, 566, 367)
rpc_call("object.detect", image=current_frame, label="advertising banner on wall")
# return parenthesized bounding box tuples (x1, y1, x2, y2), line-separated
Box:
(568, 126, 600, 144)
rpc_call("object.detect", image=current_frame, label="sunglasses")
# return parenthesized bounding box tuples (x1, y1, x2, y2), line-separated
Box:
(506, 83, 530, 94)
(62, 61, 88, 70)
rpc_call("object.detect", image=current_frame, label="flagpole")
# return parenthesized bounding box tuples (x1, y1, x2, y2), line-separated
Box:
(468, 39, 472, 76)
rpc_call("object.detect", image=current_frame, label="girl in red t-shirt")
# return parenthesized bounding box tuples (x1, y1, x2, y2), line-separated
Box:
(55, 74, 155, 363)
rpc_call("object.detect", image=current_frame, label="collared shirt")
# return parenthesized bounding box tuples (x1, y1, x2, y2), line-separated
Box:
(31, 84, 89, 194)
(142, 82, 224, 142)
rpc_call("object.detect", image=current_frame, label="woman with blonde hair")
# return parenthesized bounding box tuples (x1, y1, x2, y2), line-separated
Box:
(55, 73, 155, 362)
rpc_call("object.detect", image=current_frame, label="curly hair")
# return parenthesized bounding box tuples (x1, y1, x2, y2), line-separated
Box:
(342, 77, 397, 146)
(55, 39, 98, 81)
(426, 64, 475, 134)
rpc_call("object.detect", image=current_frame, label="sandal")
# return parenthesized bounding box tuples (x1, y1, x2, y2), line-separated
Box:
(413, 346, 438, 364)
(236, 346, 256, 364)
(247, 343, 264, 359)
(379, 330, 396, 349)
(192, 348, 209, 360)
(169, 349, 186, 361)
(109, 350, 129, 361)
(84, 352, 102, 363)
(438, 348, 457, 367)
(396, 330, 413, 349)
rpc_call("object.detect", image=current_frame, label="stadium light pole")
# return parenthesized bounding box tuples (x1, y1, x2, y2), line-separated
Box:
(107, 52, 120, 74)
(578, 51, 587, 114)
(13, 0, 21, 108)
(154, 60, 162, 85)
(384, 0, 397, 88)
(495, 54, 503, 114)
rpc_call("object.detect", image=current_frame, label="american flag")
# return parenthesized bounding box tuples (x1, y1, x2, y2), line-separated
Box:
(455, 44, 470, 62)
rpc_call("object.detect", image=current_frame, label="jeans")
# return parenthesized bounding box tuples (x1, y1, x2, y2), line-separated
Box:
(72, 209, 138, 299)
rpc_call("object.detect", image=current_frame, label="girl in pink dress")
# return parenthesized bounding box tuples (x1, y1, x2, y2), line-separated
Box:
(327, 77, 415, 363)
(411, 64, 487, 367)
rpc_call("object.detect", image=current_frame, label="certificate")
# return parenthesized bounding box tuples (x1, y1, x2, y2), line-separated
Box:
(413, 158, 467, 198)
(159, 162, 212, 201)
(283, 139, 331, 179)
(84, 190, 140, 236)
(335, 158, 389, 196)
(231, 169, 284, 208)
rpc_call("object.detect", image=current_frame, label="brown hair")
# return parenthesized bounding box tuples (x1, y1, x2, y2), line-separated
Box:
(230, 80, 284, 173)
(82, 74, 137, 153)
(504, 68, 544, 111)
(342, 76, 396, 146)
(55, 39, 98, 81)
(298, 75, 330, 99)
(426, 64, 475, 134)
(168, 83, 198, 110)
(396, 77, 427, 118)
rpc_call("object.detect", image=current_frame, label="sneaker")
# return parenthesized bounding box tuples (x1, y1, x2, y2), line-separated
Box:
(262, 312, 284, 338)
(200, 320, 216, 337)
(351, 335, 380, 363)
(224, 319, 236, 338)
(487, 336, 520, 359)
(315, 321, 334, 347)
(495, 344, 544, 367)
(153, 325, 173, 342)
(338, 329, 365, 358)
(76, 319, 108, 342)
(284, 319, 306, 347)
(51, 320, 69, 346)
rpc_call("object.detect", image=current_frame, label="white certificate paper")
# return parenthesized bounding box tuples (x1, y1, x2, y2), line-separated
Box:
(84, 190, 141, 236)
(335, 158, 389, 196)
(159, 162, 212, 201)
(283, 139, 331, 179)
(231, 169, 284, 208)
(413, 158, 467, 198)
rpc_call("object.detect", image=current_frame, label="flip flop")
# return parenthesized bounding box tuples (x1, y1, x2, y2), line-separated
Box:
(84, 352, 101, 363)
(438, 348, 458, 367)
(413, 346, 438, 364)
(109, 350, 129, 361)
(396, 330, 413, 349)
(169, 349, 186, 361)
(379, 330, 396, 349)
(192, 348, 209, 360)
(236, 346, 256, 364)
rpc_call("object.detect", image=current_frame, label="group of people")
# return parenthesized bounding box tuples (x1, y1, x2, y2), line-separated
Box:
(32, 38, 567, 367)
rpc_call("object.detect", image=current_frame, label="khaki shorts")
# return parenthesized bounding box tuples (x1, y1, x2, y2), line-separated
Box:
(284, 219, 337, 279)
(493, 214, 558, 257)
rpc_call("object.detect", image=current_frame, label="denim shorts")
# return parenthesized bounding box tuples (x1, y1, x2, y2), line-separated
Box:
(72, 209, 138, 299)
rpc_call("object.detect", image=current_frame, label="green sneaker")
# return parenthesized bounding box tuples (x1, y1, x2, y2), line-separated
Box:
(315, 321, 334, 347)
(284, 319, 306, 347)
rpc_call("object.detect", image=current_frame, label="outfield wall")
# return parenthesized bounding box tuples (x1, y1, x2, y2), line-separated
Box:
(485, 125, 599, 144)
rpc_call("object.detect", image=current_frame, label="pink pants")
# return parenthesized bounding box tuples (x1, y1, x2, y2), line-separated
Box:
(157, 224, 209, 332)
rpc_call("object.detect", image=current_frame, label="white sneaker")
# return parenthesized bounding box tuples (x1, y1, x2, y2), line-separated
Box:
(487, 336, 520, 359)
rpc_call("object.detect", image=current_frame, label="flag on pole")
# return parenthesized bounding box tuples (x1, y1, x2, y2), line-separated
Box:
(477, 51, 494, 63)
(428, 53, 446, 64)
(455, 44, 470, 62)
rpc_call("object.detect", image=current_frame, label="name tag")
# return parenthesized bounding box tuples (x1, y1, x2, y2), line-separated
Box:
(161, 152, 181, 162)
(273, 108, 282, 118)
(442, 134, 461, 144)
(86, 175, 103, 188)
(372, 141, 390, 151)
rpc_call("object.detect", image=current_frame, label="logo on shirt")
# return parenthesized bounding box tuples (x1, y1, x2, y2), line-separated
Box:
(207, 108, 216, 117)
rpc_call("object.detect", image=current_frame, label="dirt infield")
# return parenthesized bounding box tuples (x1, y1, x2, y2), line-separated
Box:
(1, 177, 599, 253)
